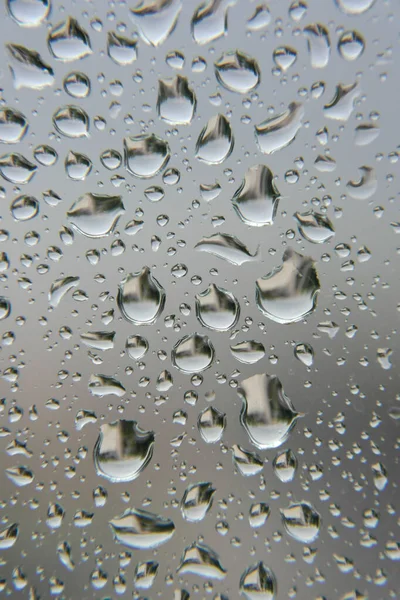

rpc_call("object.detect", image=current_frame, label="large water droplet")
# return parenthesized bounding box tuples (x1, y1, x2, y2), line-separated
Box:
(195, 284, 239, 331)
(49, 275, 80, 307)
(294, 342, 314, 366)
(232, 444, 263, 476)
(323, 82, 360, 121)
(273, 46, 297, 71)
(107, 31, 137, 65)
(118, 267, 165, 325)
(126, 335, 149, 360)
(157, 75, 196, 124)
(0, 297, 11, 320)
(346, 166, 377, 200)
(249, 503, 270, 529)
(81, 331, 115, 351)
(57, 541, 75, 571)
(238, 373, 300, 449)
(53, 105, 89, 137)
(230, 340, 265, 364)
(0, 153, 36, 184)
(34, 144, 57, 166)
(280, 502, 321, 542)
(294, 210, 335, 243)
(63, 72, 91, 98)
(172, 333, 215, 373)
(240, 562, 276, 600)
(192, 0, 235, 45)
(232, 164, 280, 226)
(304, 23, 330, 68)
(177, 543, 226, 580)
(335, 0, 375, 15)
(196, 114, 233, 164)
(247, 4, 271, 30)
(198, 406, 226, 443)
(131, 0, 182, 47)
(124, 134, 170, 178)
(200, 181, 221, 202)
(256, 248, 320, 324)
(94, 420, 154, 482)
(133, 561, 158, 590)
(67, 193, 124, 237)
(338, 30, 365, 61)
(6, 465, 34, 487)
(7, 0, 50, 26)
(195, 233, 259, 265)
(11, 195, 39, 221)
(88, 374, 126, 397)
(181, 482, 215, 522)
(273, 449, 297, 482)
(109, 508, 175, 549)
(65, 151, 92, 180)
(48, 17, 92, 61)
(255, 102, 304, 154)
(354, 123, 380, 146)
(214, 50, 260, 93)
(0, 523, 18, 549)
(0, 108, 28, 144)
(7, 44, 54, 89)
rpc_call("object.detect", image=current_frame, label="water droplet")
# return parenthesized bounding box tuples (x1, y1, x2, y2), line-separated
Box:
(232, 444, 263, 476)
(94, 420, 154, 482)
(247, 4, 271, 30)
(46, 503, 65, 529)
(256, 248, 320, 324)
(118, 267, 165, 325)
(0, 153, 36, 184)
(238, 373, 300, 449)
(53, 105, 89, 138)
(294, 211, 335, 243)
(195, 114, 234, 164)
(0, 108, 28, 143)
(191, 0, 234, 45)
(109, 508, 175, 549)
(65, 151, 92, 180)
(7, 0, 50, 26)
(63, 72, 91, 98)
(377, 348, 392, 370)
(335, 0, 375, 15)
(273, 46, 297, 71)
(338, 31, 365, 61)
(281, 502, 321, 542)
(304, 23, 330, 68)
(124, 134, 170, 178)
(133, 561, 158, 590)
(177, 542, 226, 580)
(88, 374, 126, 397)
(214, 50, 260, 94)
(195, 284, 239, 331)
(240, 562, 276, 600)
(11, 195, 39, 221)
(157, 75, 196, 124)
(100, 149, 122, 170)
(323, 82, 360, 121)
(255, 102, 304, 154)
(294, 342, 314, 366)
(200, 181, 221, 201)
(172, 333, 214, 373)
(354, 123, 380, 146)
(314, 154, 336, 172)
(166, 49, 185, 69)
(232, 164, 280, 226)
(181, 482, 215, 522)
(107, 31, 137, 65)
(131, 0, 182, 46)
(230, 340, 265, 364)
(273, 449, 297, 482)
(195, 233, 259, 265)
(33, 144, 57, 166)
(126, 335, 149, 360)
(80, 331, 115, 351)
(144, 185, 164, 202)
(48, 17, 92, 61)
(6, 465, 34, 487)
(49, 275, 80, 307)
(198, 406, 226, 443)
(249, 503, 270, 529)
(346, 166, 377, 200)
(7, 43, 54, 89)
(67, 193, 124, 237)
(57, 541, 75, 571)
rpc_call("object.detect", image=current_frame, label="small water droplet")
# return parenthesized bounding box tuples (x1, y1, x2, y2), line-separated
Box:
(0, 523, 19, 549)
(49, 275, 80, 307)
(346, 166, 377, 200)
(6, 465, 34, 487)
(335, 0, 375, 15)
(100, 149, 122, 170)
(354, 123, 380, 146)
(133, 561, 158, 590)
(80, 331, 115, 351)
(247, 4, 271, 30)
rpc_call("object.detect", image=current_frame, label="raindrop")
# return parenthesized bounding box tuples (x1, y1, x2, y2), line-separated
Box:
(107, 31, 137, 66)
(126, 335, 149, 360)
(133, 561, 158, 590)
(214, 50, 260, 94)
(33, 145, 57, 166)
(131, 0, 182, 47)
(232, 164, 280, 226)
(247, 4, 271, 30)
(57, 541, 75, 571)
(346, 166, 377, 200)
(335, 0, 375, 15)
(109, 508, 175, 549)
(7, 0, 50, 26)
(273, 46, 297, 71)
(172, 333, 215, 373)
(195, 284, 239, 331)
(145, 185, 165, 202)
(255, 103, 304, 154)
(48, 17, 92, 61)
(304, 23, 330, 68)
(94, 420, 154, 482)
(63, 72, 91, 98)
(53, 105, 89, 138)
(249, 503, 270, 529)
(67, 193, 124, 237)
(354, 123, 380, 146)
(124, 134, 170, 178)
(7, 43, 54, 89)
(200, 181, 221, 201)
(377, 348, 392, 371)
(323, 82, 360, 121)
(118, 267, 165, 325)
(166, 49, 185, 69)
(338, 31, 365, 61)
(100, 149, 122, 170)
(198, 406, 226, 443)
(177, 542, 226, 580)
(230, 340, 265, 364)
(273, 449, 297, 482)
(232, 444, 263, 476)
(294, 342, 314, 366)
(195, 114, 234, 164)
(240, 562, 276, 600)
(289, 1, 308, 21)
(181, 482, 215, 522)
(65, 151, 92, 180)
(0, 153, 36, 184)
(0, 108, 28, 144)
(314, 154, 336, 172)
(195, 233, 259, 265)
(11, 195, 39, 221)
(157, 75, 196, 125)
(6, 465, 34, 487)
(281, 502, 321, 542)
(88, 374, 126, 397)
(0, 297, 11, 320)
(191, 0, 233, 45)
(0, 523, 18, 549)
(80, 331, 115, 351)
(294, 211, 335, 243)
(49, 275, 80, 307)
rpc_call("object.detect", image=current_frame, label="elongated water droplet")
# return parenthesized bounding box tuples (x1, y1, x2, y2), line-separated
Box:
(335, 0, 375, 15)
(46, 503, 65, 529)
(192, 0, 235, 45)
(195, 233, 259, 265)
(118, 267, 165, 325)
(255, 102, 304, 154)
(7, 44, 54, 89)
(80, 331, 115, 351)
(196, 114, 233, 164)
(88, 374, 126, 397)
(48, 17, 92, 61)
(181, 482, 215, 522)
(240, 562, 276, 600)
(232, 444, 263, 476)
(338, 30, 365, 61)
(133, 561, 158, 589)
(354, 123, 380, 146)
(256, 249, 320, 324)
(131, 0, 182, 47)
(200, 181, 221, 201)
(107, 31, 137, 65)
(67, 193, 124, 237)
(304, 23, 330, 68)
(273, 46, 297, 71)
(145, 185, 164, 202)
(157, 75, 196, 124)
(215, 50, 260, 94)
(0, 523, 18, 549)
(172, 333, 214, 373)
(232, 164, 280, 226)
(63, 72, 90, 98)
(6, 465, 34, 486)
(323, 82, 360, 121)
(57, 541, 75, 571)
(0, 153, 36, 184)
(0, 108, 28, 143)
(273, 449, 297, 482)
(196, 284, 239, 331)
(49, 275, 80, 307)
(247, 4, 271, 30)
(0, 297, 11, 320)
(249, 503, 270, 529)
(294, 342, 314, 366)
(94, 420, 154, 482)
(7, 0, 50, 26)
(53, 105, 89, 138)
(177, 543, 226, 580)
(124, 134, 170, 178)
(230, 340, 265, 364)
(346, 166, 377, 200)
(294, 210, 335, 243)
(281, 502, 321, 542)
(239, 373, 300, 449)
(11, 195, 39, 221)
(109, 508, 175, 549)
(377, 348, 392, 370)
(198, 406, 226, 443)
